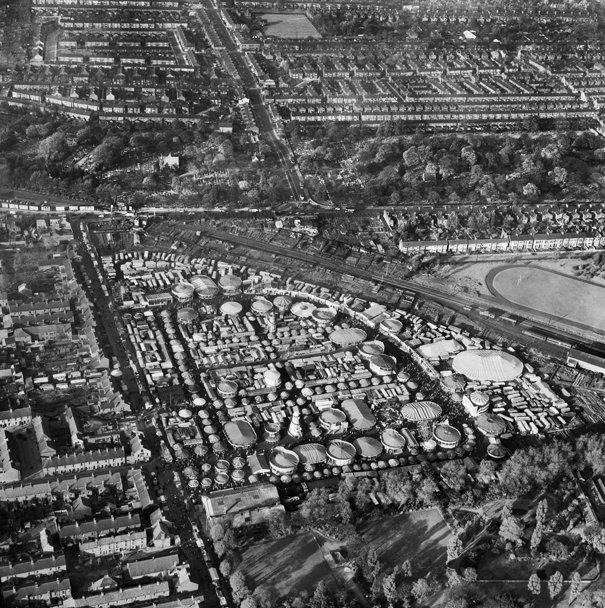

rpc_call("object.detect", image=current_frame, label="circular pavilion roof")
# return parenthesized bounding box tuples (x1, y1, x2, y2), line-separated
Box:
(172, 282, 195, 298)
(251, 299, 273, 314)
(359, 341, 385, 357)
(381, 318, 403, 333)
(353, 436, 383, 459)
(452, 350, 523, 382)
(475, 413, 507, 436)
(329, 327, 367, 347)
(312, 308, 336, 323)
(270, 447, 299, 470)
(291, 301, 316, 318)
(220, 301, 243, 316)
(217, 380, 238, 395)
(218, 274, 242, 291)
(178, 408, 193, 420)
(470, 391, 490, 407)
(319, 408, 347, 425)
(401, 401, 442, 421)
(381, 428, 407, 450)
(177, 308, 198, 324)
(369, 354, 397, 371)
(327, 440, 356, 462)
(223, 420, 257, 448)
(293, 443, 327, 465)
(433, 423, 461, 445)
(273, 295, 293, 310)
(264, 369, 281, 387)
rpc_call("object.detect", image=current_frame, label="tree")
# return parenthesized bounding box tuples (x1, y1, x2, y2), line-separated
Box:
(447, 535, 463, 561)
(411, 578, 431, 601)
(463, 567, 477, 583)
(446, 568, 462, 588)
(530, 523, 542, 552)
(382, 571, 398, 606)
(582, 435, 605, 475)
(309, 581, 333, 608)
(569, 571, 582, 603)
(240, 598, 258, 608)
(229, 571, 250, 604)
(499, 515, 524, 545)
(401, 559, 412, 578)
(528, 573, 541, 596)
(548, 571, 564, 599)
(219, 559, 232, 578)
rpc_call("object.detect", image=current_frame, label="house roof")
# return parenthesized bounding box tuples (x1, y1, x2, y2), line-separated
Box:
(0, 554, 66, 579)
(59, 513, 140, 538)
(125, 553, 179, 579)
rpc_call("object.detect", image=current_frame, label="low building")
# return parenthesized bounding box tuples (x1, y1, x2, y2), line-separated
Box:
(200, 483, 284, 529)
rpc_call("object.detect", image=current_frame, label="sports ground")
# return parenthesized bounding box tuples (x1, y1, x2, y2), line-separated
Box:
(486, 265, 605, 333)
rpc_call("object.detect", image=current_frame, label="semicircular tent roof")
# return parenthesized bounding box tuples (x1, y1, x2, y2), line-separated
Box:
(452, 350, 523, 382)
(341, 399, 376, 430)
(353, 436, 383, 458)
(293, 443, 327, 465)
(329, 327, 367, 347)
(223, 420, 257, 447)
(401, 401, 442, 421)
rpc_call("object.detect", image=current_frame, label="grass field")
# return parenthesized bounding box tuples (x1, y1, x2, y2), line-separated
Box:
(360, 508, 452, 576)
(240, 532, 338, 600)
(488, 265, 605, 332)
(260, 13, 321, 39)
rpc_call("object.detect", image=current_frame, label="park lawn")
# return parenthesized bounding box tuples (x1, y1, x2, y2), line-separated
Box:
(360, 508, 452, 577)
(260, 13, 321, 39)
(239, 532, 339, 600)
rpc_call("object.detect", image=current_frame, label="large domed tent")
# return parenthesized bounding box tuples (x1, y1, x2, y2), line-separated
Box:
(475, 413, 507, 437)
(401, 401, 442, 421)
(223, 420, 257, 448)
(452, 350, 523, 382)
(329, 327, 367, 347)
(341, 399, 376, 431)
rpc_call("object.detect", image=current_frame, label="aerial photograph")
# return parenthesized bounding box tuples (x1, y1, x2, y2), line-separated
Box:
(2, 0, 605, 606)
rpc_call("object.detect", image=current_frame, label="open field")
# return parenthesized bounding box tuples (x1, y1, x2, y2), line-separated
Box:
(260, 13, 321, 39)
(488, 265, 605, 332)
(240, 532, 338, 599)
(360, 508, 451, 576)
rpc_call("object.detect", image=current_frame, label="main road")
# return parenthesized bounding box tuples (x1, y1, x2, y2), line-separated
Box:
(196, 0, 304, 200)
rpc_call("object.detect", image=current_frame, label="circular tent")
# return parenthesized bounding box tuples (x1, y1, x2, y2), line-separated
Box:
(329, 327, 367, 347)
(291, 301, 316, 318)
(263, 369, 281, 388)
(217, 380, 238, 399)
(433, 423, 462, 449)
(223, 420, 257, 448)
(269, 447, 300, 474)
(359, 341, 385, 359)
(380, 318, 403, 334)
(273, 295, 293, 311)
(218, 274, 242, 292)
(353, 436, 383, 460)
(293, 443, 327, 465)
(312, 308, 336, 325)
(172, 282, 195, 303)
(487, 443, 507, 459)
(318, 408, 346, 433)
(470, 391, 490, 409)
(177, 308, 198, 324)
(381, 428, 407, 454)
(178, 408, 193, 420)
(341, 398, 376, 431)
(251, 299, 273, 315)
(475, 413, 507, 437)
(401, 401, 442, 422)
(452, 350, 523, 382)
(220, 301, 243, 316)
(326, 440, 356, 466)
(369, 354, 397, 376)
